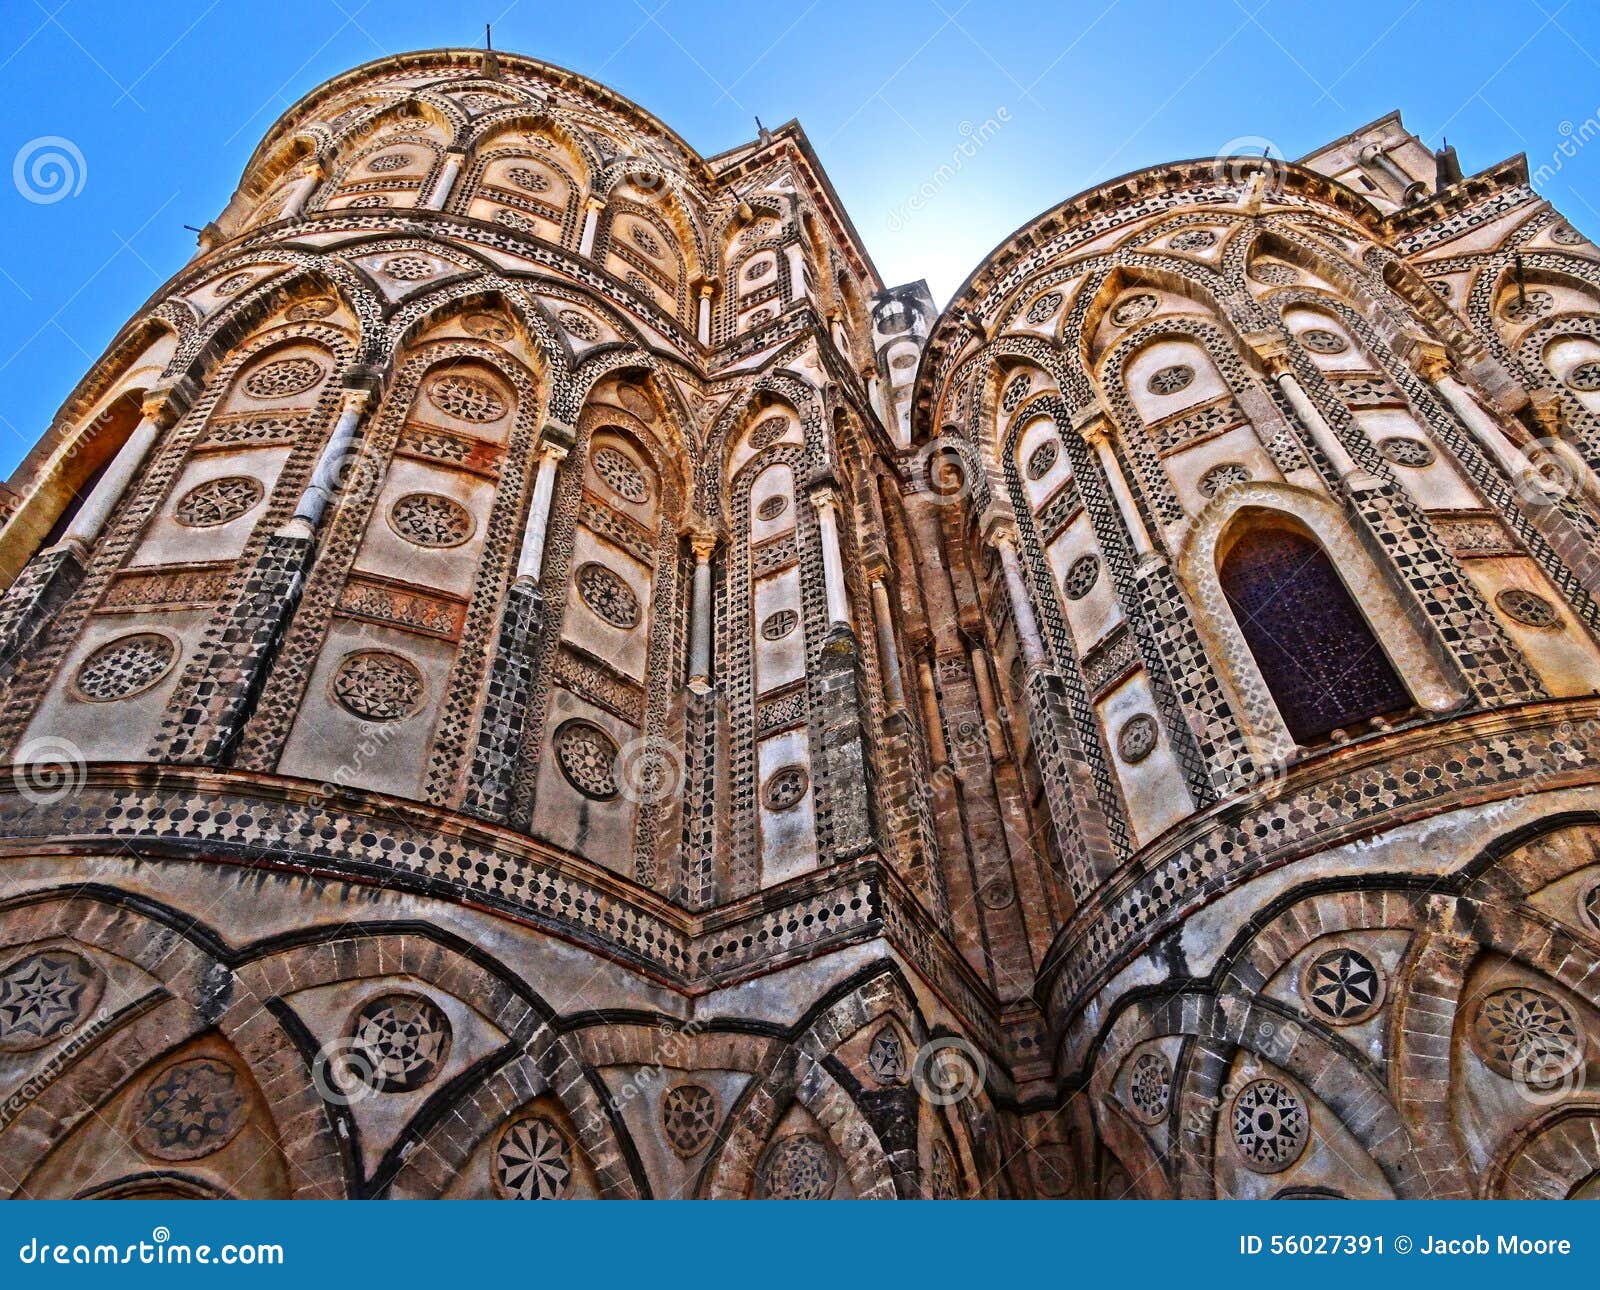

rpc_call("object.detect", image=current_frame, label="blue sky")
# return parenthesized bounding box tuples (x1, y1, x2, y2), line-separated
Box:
(1, 0, 1598, 476)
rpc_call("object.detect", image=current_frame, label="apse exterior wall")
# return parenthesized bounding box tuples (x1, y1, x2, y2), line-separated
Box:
(0, 48, 1597, 1200)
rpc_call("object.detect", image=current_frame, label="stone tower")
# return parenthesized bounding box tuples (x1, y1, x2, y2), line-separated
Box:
(0, 52, 1597, 1199)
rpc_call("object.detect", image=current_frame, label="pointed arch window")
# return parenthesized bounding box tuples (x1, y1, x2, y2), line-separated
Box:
(1219, 526, 1410, 743)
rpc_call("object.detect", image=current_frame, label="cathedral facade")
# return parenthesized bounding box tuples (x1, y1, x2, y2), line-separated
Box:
(1, 48, 1599, 1199)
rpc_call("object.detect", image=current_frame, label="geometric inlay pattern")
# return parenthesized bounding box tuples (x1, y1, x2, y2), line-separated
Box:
(576, 562, 641, 628)
(1501, 290, 1553, 324)
(174, 476, 264, 527)
(1127, 1050, 1172, 1123)
(1375, 436, 1435, 467)
(1565, 361, 1600, 392)
(1495, 587, 1561, 628)
(1148, 365, 1194, 396)
(1026, 291, 1063, 324)
(74, 632, 177, 702)
(760, 1133, 834, 1199)
(1230, 1077, 1309, 1173)
(133, 1058, 249, 1161)
(867, 1025, 908, 1083)
(493, 1115, 573, 1199)
(929, 1141, 960, 1199)
(1249, 262, 1297, 285)
(1110, 293, 1158, 326)
(660, 1084, 719, 1157)
(1117, 714, 1160, 764)
(1300, 946, 1385, 1025)
(1002, 374, 1033, 413)
(243, 357, 325, 399)
(593, 447, 649, 502)
(1197, 462, 1250, 498)
(763, 765, 809, 811)
(553, 720, 621, 800)
(427, 374, 507, 422)
(1470, 987, 1584, 1086)
(505, 166, 551, 193)
(389, 492, 473, 547)
(0, 950, 99, 1051)
(347, 993, 452, 1093)
(1026, 438, 1059, 480)
(331, 650, 425, 721)
(749, 417, 789, 450)
(761, 609, 799, 640)
(1063, 553, 1100, 600)
(1299, 329, 1348, 354)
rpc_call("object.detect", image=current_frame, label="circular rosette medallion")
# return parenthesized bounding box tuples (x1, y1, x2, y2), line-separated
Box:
(346, 993, 452, 1093)
(493, 1115, 573, 1199)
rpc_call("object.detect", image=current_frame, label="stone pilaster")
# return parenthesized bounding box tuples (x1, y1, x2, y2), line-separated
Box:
(810, 625, 879, 862)
(0, 546, 85, 686)
(463, 578, 547, 824)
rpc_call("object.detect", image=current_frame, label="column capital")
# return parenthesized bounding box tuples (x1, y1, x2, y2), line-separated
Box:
(980, 510, 1019, 551)
(336, 386, 375, 418)
(538, 420, 577, 453)
(1243, 330, 1293, 375)
(1402, 334, 1453, 383)
(583, 194, 606, 215)
(686, 525, 719, 560)
(807, 478, 840, 511)
(697, 279, 716, 300)
(861, 552, 892, 583)
(140, 377, 200, 428)
(1071, 403, 1112, 445)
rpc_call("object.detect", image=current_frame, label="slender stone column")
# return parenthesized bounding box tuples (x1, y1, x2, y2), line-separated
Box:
(465, 428, 574, 822)
(516, 440, 570, 581)
(687, 529, 716, 692)
(868, 572, 908, 713)
(1074, 407, 1154, 559)
(982, 514, 1114, 901)
(968, 644, 1008, 761)
(811, 485, 852, 629)
(864, 368, 885, 427)
(579, 198, 604, 257)
(285, 387, 375, 536)
(785, 241, 809, 302)
(1410, 340, 1535, 480)
(278, 162, 325, 220)
(1247, 334, 1365, 479)
(424, 150, 465, 211)
(0, 380, 190, 678)
(62, 385, 190, 551)
(991, 522, 1047, 668)
(696, 282, 713, 344)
